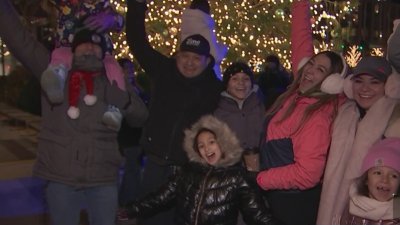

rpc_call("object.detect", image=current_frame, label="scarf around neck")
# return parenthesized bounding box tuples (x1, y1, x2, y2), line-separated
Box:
(349, 182, 394, 221)
(317, 96, 398, 225)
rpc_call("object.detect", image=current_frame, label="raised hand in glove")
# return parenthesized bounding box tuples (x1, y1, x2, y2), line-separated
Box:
(190, 0, 210, 14)
(84, 10, 123, 33)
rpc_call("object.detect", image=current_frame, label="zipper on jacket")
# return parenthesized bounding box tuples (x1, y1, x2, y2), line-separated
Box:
(194, 167, 213, 225)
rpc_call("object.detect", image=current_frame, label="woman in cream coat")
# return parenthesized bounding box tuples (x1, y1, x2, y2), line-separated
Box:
(317, 20, 400, 225)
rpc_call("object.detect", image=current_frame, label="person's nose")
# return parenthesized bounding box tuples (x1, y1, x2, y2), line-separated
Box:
(381, 174, 389, 183)
(303, 66, 314, 77)
(309, 66, 320, 75)
(187, 58, 194, 66)
(204, 145, 211, 153)
(360, 83, 371, 92)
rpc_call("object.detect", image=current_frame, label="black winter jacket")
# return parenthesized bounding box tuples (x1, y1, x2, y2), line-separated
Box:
(126, 1, 223, 165)
(127, 115, 277, 225)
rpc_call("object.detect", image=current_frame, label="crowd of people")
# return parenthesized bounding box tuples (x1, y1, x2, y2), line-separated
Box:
(0, 0, 399, 225)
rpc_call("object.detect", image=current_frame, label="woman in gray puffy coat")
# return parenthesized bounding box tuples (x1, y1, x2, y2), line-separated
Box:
(123, 115, 278, 225)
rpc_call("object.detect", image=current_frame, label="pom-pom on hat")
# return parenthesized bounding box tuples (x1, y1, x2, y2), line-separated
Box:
(222, 62, 254, 88)
(353, 56, 392, 82)
(179, 34, 211, 57)
(71, 28, 107, 59)
(361, 138, 400, 174)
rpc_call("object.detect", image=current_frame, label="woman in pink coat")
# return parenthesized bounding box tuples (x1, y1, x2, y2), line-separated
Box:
(256, 1, 348, 225)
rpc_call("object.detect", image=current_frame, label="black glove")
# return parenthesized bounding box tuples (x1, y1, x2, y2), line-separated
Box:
(190, 0, 210, 14)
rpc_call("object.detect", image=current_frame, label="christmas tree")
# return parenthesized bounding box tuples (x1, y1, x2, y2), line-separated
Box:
(111, 0, 358, 72)
(3, 0, 358, 73)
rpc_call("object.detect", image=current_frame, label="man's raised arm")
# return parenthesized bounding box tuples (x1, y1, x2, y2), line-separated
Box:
(0, 0, 49, 78)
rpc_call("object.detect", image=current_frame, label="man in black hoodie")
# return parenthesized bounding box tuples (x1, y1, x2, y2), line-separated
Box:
(125, 1, 223, 225)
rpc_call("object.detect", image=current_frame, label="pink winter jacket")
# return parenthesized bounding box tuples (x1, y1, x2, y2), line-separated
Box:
(257, 0, 331, 190)
(257, 93, 334, 190)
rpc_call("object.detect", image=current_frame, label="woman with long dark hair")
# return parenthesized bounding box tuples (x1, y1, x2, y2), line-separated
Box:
(256, 1, 348, 225)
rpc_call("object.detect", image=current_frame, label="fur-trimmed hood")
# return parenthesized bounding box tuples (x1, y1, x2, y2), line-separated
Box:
(183, 115, 244, 168)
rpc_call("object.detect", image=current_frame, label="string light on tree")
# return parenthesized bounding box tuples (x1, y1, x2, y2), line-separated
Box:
(109, 0, 358, 72)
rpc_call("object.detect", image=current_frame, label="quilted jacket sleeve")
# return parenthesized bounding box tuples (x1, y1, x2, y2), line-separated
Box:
(126, 172, 179, 219)
(291, 0, 314, 77)
(239, 173, 279, 225)
(257, 111, 332, 190)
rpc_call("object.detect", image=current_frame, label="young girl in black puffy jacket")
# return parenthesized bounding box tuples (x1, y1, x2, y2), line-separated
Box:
(121, 115, 278, 225)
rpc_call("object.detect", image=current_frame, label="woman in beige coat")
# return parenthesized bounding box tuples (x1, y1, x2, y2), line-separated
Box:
(317, 21, 400, 225)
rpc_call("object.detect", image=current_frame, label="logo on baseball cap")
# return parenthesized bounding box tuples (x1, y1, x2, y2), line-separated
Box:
(180, 34, 210, 57)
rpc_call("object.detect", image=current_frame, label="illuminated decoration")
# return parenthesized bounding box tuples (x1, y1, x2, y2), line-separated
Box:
(109, 0, 359, 71)
(6, 0, 389, 72)
(370, 47, 384, 57)
(315, 41, 333, 53)
(0, 38, 11, 76)
(344, 45, 362, 68)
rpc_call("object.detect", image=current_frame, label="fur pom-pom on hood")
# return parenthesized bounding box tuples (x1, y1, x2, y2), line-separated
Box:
(183, 115, 244, 168)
